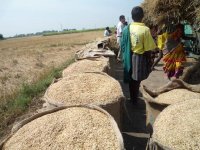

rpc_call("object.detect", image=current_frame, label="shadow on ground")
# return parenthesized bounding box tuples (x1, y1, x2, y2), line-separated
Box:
(111, 59, 150, 150)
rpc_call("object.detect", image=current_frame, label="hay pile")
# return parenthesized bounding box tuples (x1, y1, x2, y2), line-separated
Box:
(155, 89, 200, 104)
(152, 99, 200, 150)
(62, 57, 109, 77)
(181, 59, 200, 84)
(44, 72, 123, 106)
(3, 106, 124, 150)
(141, 0, 200, 25)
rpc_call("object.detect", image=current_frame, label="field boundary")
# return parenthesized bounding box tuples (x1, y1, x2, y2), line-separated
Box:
(0, 58, 74, 137)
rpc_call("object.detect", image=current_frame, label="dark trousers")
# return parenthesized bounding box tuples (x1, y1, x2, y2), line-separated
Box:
(129, 79, 141, 102)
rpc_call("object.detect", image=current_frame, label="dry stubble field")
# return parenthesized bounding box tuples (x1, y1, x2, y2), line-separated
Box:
(0, 31, 103, 103)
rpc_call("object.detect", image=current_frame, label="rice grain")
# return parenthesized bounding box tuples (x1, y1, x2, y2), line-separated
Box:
(155, 89, 200, 105)
(62, 57, 109, 77)
(153, 99, 200, 150)
(3, 106, 123, 150)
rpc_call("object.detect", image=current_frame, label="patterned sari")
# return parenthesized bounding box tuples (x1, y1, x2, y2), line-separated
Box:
(163, 40, 186, 79)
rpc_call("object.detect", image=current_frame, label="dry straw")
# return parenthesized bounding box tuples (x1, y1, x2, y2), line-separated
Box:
(2, 105, 124, 150)
(62, 57, 109, 77)
(141, 0, 200, 25)
(152, 99, 200, 150)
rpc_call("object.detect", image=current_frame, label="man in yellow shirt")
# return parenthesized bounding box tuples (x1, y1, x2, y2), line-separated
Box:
(121, 6, 156, 104)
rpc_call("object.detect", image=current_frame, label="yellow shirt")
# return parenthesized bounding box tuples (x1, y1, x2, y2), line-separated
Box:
(157, 32, 169, 50)
(130, 22, 156, 54)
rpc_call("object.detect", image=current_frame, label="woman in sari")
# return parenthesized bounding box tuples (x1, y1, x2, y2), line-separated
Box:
(163, 24, 186, 80)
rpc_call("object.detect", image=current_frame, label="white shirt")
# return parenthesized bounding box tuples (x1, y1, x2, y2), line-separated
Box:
(104, 30, 110, 37)
(116, 22, 124, 37)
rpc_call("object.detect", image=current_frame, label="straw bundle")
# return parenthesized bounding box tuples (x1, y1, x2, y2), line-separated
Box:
(3, 106, 124, 150)
(152, 99, 200, 150)
(155, 89, 200, 104)
(62, 57, 109, 77)
(141, 0, 156, 26)
(141, 0, 200, 25)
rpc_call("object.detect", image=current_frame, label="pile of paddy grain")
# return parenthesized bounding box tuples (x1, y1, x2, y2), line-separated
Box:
(154, 88, 200, 105)
(141, 82, 200, 132)
(62, 57, 109, 77)
(2, 106, 124, 150)
(151, 99, 200, 150)
(44, 72, 124, 126)
(45, 72, 123, 106)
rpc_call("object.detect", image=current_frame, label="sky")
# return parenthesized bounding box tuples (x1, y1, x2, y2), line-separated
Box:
(0, 0, 142, 37)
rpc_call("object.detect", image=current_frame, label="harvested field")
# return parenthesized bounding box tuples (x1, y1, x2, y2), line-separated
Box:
(2, 106, 123, 150)
(0, 31, 103, 102)
(152, 99, 200, 150)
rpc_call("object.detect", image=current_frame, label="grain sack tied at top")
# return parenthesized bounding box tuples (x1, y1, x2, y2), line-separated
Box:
(62, 57, 109, 77)
(2, 106, 124, 150)
(151, 99, 200, 150)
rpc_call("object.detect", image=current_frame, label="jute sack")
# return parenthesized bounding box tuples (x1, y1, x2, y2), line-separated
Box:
(141, 79, 200, 133)
(146, 99, 200, 150)
(62, 57, 110, 77)
(181, 59, 200, 84)
(1, 105, 124, 150)
(44, 72, 125, 128)
(75, 49, 115, 61)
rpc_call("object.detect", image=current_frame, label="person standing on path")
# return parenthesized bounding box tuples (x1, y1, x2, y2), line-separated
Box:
(121, 6, 157, 104)
(116, 15, 126, 61)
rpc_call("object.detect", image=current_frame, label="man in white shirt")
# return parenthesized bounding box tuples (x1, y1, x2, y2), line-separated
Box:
(117, 15, 126, 60)
(104, 27, 111, 37)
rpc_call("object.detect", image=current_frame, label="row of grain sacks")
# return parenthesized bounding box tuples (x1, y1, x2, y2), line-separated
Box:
(142, 60, 200, 150)
(1, 39, 125, 150)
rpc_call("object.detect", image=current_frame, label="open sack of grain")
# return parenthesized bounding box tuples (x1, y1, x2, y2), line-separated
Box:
(141, 79, 200, 133)
(146, 99, 200, 150)
(1, 105, 124, 150)
(44, 72, 124, 127)
(62, 57, 109, 77)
